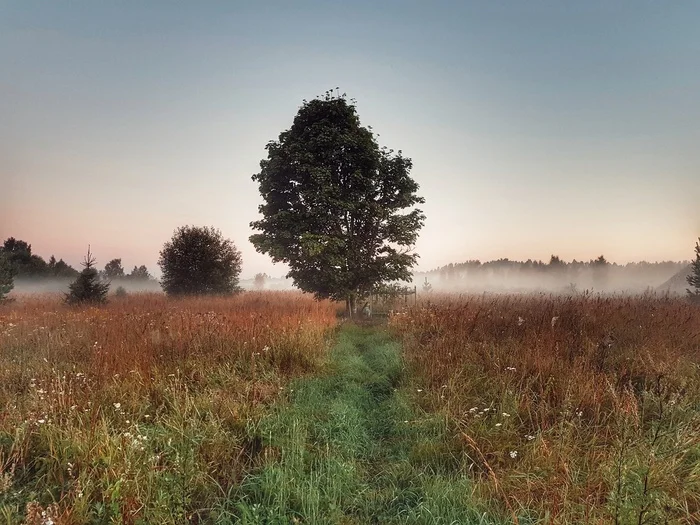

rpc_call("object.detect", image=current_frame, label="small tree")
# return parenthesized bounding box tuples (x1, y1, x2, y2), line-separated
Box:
(0, 252, 16, 302)
(159, 226, 242, 296)
(253, 272, 268, 291)
(65, 247, 110, 305)
(104, 258, 125, 279)
(422, 277, 432, 293)
(687, 238, 700, 302)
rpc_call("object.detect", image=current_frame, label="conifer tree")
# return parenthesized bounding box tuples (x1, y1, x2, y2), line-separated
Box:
(65, 246, 110, 305)
(687, 238, 700, 302)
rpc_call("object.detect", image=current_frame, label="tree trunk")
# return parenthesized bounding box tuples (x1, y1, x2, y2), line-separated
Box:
(346, 293, 357, 318)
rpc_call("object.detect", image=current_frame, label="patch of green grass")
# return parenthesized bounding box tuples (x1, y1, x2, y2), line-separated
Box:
(230, 324, 514, 524)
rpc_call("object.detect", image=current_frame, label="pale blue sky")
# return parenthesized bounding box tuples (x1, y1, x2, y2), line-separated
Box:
(2, 1, 698, 276)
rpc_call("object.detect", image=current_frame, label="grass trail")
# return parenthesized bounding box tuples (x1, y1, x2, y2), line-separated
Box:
(225, 324, 511, 524)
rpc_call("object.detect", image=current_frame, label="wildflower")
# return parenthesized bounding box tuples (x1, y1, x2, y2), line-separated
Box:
(576, 411, 583, 417)
(38, 419, 45, 424)
(551, 316, 559, 328)
(468, 407, 478, 413)
(505, 366, 516, 371)
(502, 412, 510, 417)
(525, 434, 535, 441)
(416, 389, 423, 393)
(517, 316, 525, 326)
(509, 450, 518, 459)
(495, 423, 502, 427)
(113, 403, 121, 409)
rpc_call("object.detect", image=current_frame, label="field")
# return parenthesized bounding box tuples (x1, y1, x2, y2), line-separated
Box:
(1, 292, 699, 524)
(391, 294, 700, 523)
(0, 293, 337, 523)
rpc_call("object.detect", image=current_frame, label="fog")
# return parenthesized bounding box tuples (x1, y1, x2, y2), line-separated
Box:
(414, 261, 691, 296)
(7, 260, 691, 299)
(11, 277, 163, 296)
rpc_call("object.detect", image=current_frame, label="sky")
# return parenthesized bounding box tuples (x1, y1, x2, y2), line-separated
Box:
(2, 1, 699, 277)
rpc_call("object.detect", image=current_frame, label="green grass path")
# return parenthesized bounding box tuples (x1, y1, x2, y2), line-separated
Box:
(223, 324, 509, 524)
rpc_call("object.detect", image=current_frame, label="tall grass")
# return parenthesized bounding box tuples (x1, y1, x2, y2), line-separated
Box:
(390, 293, 700, 524)
(0, 292, 337, 524)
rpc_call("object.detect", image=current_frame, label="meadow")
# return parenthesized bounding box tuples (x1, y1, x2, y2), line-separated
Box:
(0, 293, 337, 523)
(391, 293, 700, 523)
(2, 291, 699, 524)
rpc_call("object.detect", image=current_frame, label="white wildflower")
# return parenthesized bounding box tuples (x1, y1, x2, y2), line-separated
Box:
(509, 450, 518, 459)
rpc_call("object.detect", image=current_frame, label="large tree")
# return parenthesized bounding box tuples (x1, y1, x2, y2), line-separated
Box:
(250, 92, 425, 313)
(688, 238, 700, 302)
(158, 226, 242, 296)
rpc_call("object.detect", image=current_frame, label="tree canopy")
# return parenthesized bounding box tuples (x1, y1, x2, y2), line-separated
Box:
(1, 238, 79, 279)
(250, 92, 425, 311)
(127, 265, 152, 280)
(158, 226, 242, 296)
(104, 258, 125, 279)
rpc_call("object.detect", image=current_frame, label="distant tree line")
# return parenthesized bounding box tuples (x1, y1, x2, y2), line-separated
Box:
(423, 255, 689, 292)
(1, 238, 79, 279)
(0, 237, 155, 283)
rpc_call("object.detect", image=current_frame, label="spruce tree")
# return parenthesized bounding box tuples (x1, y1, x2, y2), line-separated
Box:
(687, 238, 700, 302)
(65, 247, 110, 305)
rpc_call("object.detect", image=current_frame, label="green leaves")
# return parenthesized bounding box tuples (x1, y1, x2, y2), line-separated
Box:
(250, 95, 425, 303)
(158, 226, 242, 296)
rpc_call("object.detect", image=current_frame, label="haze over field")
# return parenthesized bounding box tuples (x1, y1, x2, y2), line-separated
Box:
(2, 1, 699, 279)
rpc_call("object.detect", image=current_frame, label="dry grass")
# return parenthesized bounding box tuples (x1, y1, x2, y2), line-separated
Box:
(0, 292, 337, 523)
(391, 293, 700, 524)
